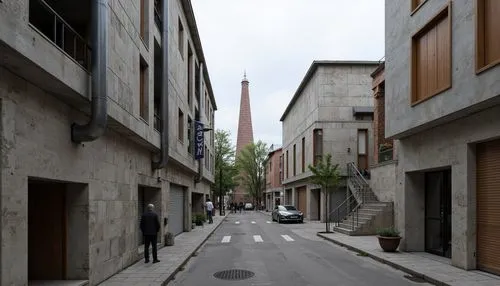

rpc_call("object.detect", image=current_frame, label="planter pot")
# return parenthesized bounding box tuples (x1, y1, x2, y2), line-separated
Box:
(377, 235, 401, 252)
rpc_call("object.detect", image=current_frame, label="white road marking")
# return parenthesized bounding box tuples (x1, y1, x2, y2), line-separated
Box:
(221, 236, 231, 243)
(266, 221, 272, 224)
(281, 235, 294, 242)
(251, 221, 256, 224)
(235, 221, 240, 224)
(253, 235, 263, 242)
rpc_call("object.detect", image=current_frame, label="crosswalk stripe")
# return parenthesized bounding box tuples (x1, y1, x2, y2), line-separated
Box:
(253, 235, 263, 242)
(251, 221, 256, 224)
(235, 221, 240, 224)
(266, 221, 271, 224)
(221, 236, 231, 243)
(281, 235, 294, 242)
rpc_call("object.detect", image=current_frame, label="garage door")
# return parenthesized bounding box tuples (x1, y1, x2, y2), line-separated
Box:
(169, 184, 185, 236)
(297, 186, 307, 218)
(477, 139, 500, 275)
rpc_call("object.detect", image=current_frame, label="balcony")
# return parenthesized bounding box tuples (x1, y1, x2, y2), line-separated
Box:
(378, 145, 394, 163)
(29, 0, 91, 70)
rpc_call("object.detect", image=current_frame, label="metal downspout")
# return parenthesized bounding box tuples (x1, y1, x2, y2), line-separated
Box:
(71, 0, 108, 143)
(153, 0, 169, 169)
(195, 63, 204, 183)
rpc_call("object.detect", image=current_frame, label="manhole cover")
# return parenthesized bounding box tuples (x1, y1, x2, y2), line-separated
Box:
(404, 275, 427, 283)
(213, 269, 255, 280)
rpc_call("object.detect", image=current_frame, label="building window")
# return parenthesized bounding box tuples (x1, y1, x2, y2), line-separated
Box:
(411, 0, 427, 14)
(205, 146, 209, 169)
(476, 0, 500, 73)
(301, 137, 305, 173)
(187, 117, 193, 155)
(313, 129, 323, 165)
(358, 129, 368, 171)
(178, 109, 184, 142)
(178, 18, 184, 58)
(411, 4, 451, 105)
(286, 150, 289, 179)
(293, 144, 296, 176)
(140, 0, 147, 40)
(139, 58, 148, 121)
(279, 155, 283, 182)
(187, 45, 193, 107)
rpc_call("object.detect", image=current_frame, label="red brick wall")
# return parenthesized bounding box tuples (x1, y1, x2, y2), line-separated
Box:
(371, 65, 394, 164)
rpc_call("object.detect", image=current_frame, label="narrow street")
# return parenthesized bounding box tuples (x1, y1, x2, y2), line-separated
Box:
(168, 212, 431, 286)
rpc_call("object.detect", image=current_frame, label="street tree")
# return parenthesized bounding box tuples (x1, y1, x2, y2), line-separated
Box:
(235, 141, 268, 207)
(214, 129, 237, 213)
(308, 153, 340, 233)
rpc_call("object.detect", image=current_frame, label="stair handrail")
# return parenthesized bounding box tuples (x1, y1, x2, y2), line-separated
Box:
(328, 163, 374, 231)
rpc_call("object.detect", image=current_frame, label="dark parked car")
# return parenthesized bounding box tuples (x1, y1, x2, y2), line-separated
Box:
(272, 205, 303, 223)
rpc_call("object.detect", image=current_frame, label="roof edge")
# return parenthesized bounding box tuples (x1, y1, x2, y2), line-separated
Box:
(280, 60, 380, 121)
(181, 0, 218, 110)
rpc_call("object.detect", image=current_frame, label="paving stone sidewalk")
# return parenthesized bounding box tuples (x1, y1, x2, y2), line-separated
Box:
(317, 232, 500, 286)
(99, 214, 227, 286)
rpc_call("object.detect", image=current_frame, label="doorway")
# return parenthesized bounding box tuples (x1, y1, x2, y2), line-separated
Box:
(138, 186, 162, 245)
(424, 170, 452, 258)
(28, 180, 89, 281)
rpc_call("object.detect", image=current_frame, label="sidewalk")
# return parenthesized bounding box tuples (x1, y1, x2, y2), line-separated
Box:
(317, 232, 500, 286)
(99, 214, 227, 286)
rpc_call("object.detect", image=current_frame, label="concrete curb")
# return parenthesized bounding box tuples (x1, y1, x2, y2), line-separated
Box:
(161, 214, 228, 286)
(316, 233, 450, 286)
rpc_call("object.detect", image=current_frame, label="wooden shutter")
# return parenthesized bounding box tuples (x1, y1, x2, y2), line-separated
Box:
(476, 139, 500, 275)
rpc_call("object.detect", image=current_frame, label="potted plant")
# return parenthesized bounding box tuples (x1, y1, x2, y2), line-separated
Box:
(193, 213, 206, 226)
(376, 226, 401, 252)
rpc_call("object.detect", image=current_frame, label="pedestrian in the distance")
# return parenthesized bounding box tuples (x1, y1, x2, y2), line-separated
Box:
(206, 198, 214, 224)
(140, 204, 161, 264)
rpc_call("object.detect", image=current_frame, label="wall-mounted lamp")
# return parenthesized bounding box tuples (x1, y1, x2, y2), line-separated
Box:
(347, 147, 351, 153)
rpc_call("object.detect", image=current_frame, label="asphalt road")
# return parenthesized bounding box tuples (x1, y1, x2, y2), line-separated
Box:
(168, 211, 431, 286)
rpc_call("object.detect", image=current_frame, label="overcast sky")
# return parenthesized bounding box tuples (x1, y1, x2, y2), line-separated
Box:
(192, 0, 385, 147)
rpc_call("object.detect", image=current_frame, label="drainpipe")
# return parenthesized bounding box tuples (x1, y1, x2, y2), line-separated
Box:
(194, 63, 204, 183)
(71, 0, 108, 143)
(153, 0, 169, 169)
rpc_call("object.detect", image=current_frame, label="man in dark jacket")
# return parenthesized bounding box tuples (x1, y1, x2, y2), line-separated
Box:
(140, 204, 161, 263)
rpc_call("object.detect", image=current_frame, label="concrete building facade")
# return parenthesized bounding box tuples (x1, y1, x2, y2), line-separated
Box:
(264, 145, 283, 211)
(280, 61, 378, 222)
(368, 62, 398, 203)
(0, 0, 216, 285)
(386, 0, 500, 275)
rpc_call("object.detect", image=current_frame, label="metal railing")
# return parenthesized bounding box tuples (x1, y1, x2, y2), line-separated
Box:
(30, 0, 91, 70)
(379, 148, 394, 163)
(329, 162, 378, 231)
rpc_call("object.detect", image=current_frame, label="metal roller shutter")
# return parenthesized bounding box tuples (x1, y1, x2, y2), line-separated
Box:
(477, 139, 500, 275)
(169, 184, 185, 236)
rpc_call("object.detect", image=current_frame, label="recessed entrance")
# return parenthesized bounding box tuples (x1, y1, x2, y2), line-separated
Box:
(28, 179, 89, 282)
(138, 186, 161, 246)
(424, 170, 452, 258)
(296, 186, 307, 218)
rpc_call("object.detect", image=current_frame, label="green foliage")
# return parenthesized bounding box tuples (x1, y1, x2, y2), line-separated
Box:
(235, 141, 268, 204)
(307, 153, 340, 193)
(214, 129, 237, 195)
(192, 213, 206, 225)
(307, 153, 341, 232)
(376, 226, 400, 237)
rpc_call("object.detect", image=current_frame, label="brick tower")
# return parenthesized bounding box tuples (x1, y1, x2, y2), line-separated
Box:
(233, 72, 254, 204)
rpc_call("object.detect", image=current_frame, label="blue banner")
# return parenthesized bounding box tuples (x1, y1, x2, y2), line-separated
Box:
(195, 120, 204, 160)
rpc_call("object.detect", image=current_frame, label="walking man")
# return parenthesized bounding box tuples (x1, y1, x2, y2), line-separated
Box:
(140, 204, 161, 263)
(206, 198, 214, 224)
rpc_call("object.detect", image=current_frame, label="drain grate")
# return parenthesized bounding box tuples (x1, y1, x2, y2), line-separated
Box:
(404, 274, 427, 283)
(213, 269, 255, 281)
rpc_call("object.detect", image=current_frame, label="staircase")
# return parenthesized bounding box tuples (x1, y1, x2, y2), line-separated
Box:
(329, 163, 393, 236)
